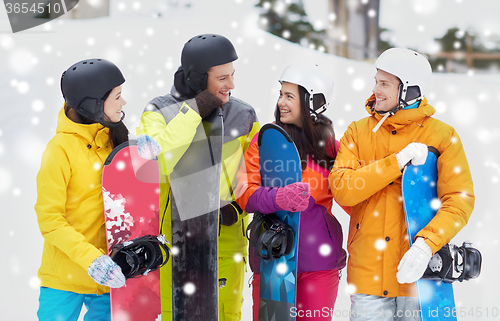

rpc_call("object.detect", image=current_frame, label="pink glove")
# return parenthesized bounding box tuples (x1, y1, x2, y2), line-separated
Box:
(275, 182, 311, 212)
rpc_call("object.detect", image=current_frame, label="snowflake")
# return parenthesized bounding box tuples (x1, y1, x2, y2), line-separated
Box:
(276, 262, 288, 275)
(17, 81, 30, 94)
(183, 282, 196, 295)
(319, 244, 332, 256)
(352, 78, 365, 91)
(346, 283, 357, 295)
(0, 168, 10, 194)
(430, 198, 442, 211)
(32, 100, 44, 112)
(375, 238, 387, 251)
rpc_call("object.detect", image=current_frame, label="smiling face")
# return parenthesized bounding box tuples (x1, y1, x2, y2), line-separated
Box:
(103, 86, 126, 123)
(277, 81, 302, 128)
(206, 62, 235, 104)
(372, 69, 401, 112)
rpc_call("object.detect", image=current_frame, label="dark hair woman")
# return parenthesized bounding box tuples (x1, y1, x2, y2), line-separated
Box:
(237, 64, 349, 321)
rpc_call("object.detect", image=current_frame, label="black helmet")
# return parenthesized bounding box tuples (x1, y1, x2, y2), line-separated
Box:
(61, 58, 125, 121)
(181, 34, 238, 93)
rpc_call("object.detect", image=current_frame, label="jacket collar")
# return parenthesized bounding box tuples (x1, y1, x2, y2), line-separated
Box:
(365, 94, 436, 131)
(56, 106, 110, 148)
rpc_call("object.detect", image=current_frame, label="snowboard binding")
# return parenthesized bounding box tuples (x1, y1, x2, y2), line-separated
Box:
(110, 234, 170, 279)
(247, 212, 295, 261)
(422, 241, 482, 283)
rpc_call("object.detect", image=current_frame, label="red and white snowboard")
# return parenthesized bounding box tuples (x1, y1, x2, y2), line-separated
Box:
(102, 141, 161, 321)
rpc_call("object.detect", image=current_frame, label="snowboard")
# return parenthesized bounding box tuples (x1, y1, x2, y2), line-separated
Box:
(169, 108, 224, 321)
(102, 140, 161, 321)
(257, 123, 302, 321)
(402, 147, 456, 321)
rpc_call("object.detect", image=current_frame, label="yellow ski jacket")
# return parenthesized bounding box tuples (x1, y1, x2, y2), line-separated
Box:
(137, 90, 260, 258)
(35, 107, 113, 295)
(137, 88, 259, 318)
(329, 95, 474, 298)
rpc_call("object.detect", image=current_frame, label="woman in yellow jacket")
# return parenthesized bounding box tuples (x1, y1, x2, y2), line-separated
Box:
(35, 59, 129, 321)
(329, 48, 474, 320)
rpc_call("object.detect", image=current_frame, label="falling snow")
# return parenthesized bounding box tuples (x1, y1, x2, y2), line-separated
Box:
(183, 282, 196, 295)
(374, 239, 387, 251)
(171, 246, 180, 256)
(430, 198, 442, 211)
(233, 253, 243, 263)
(319, 243, 332, 256)
(276, 262, 288, 275)
(1, 1, 499, 320)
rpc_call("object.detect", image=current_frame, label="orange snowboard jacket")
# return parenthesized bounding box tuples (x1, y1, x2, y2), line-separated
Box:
(329, 95, 474, 298)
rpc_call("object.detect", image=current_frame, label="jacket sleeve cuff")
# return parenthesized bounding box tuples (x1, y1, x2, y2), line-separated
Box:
(245, 186, 282, 214)
(415, 231, 443, 254)
(81, 247, 107, 271)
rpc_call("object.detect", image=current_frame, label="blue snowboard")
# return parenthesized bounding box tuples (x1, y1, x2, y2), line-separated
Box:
(402, 147, 456, 321)
(257, 123, 301, 321)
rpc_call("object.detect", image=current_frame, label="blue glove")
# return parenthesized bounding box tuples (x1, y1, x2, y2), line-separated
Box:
(88, 255, 126, 288)
(137, 135, 161, 160)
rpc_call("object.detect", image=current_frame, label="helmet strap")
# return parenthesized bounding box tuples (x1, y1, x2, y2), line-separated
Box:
(307, 93, 327, 123)
(398, 83, 422, 109)
(308, 95, 318, 122)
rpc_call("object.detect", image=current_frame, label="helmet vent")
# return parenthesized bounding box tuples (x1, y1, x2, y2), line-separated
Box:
(83, 62, 87, 64)
(72, 67, 76, 70)
(90, 62, 94, 64)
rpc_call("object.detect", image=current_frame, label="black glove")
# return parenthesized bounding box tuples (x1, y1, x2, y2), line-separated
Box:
(220, 201, 243, 226)
(194, 90, 223, 119)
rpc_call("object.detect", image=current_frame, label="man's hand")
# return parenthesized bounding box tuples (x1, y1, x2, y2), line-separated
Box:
(220, 201, 243, 226)
(195, 90, 223, 119)
(397, 238, 433, 284)
(396, 143, 428, 170)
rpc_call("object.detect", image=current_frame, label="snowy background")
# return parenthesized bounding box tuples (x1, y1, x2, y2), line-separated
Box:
(1, 0, 499, 320)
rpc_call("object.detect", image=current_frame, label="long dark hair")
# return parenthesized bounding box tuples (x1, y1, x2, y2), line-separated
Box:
(64, 93, 129, 148)
(275, 85, 336, 171)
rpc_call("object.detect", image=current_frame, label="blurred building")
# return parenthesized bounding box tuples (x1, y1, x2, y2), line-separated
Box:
(327, 0, 380, 60)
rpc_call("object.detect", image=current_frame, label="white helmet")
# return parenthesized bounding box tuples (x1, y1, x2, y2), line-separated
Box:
(279, 63, 334, 120)
(375, 48, 432, 107)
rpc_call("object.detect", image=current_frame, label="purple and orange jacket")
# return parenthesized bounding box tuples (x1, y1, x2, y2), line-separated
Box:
(236, 131, 348, 274)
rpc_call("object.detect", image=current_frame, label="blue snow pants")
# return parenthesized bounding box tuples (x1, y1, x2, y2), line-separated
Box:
(37, 287, 110, 321)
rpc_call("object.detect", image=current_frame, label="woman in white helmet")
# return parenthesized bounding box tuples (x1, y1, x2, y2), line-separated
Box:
(237, 64, 348, 321)
(329, 48, 474, 320)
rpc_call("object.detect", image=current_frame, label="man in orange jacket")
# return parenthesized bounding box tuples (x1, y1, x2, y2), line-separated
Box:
(329, 48, 474, 321)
